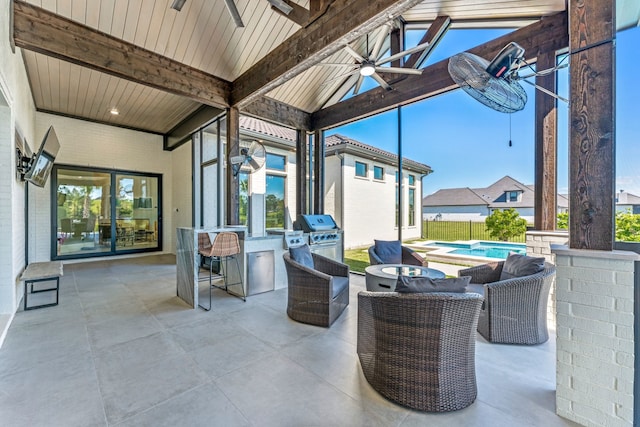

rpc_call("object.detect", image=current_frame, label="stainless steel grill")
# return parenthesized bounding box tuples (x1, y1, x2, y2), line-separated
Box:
(295, 214, 343, 262)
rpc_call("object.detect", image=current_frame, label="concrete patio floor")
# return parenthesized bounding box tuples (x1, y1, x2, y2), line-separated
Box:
(0, 254, 579, 426)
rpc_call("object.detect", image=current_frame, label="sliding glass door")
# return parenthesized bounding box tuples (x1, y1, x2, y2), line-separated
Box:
(53, 166, 161, 259)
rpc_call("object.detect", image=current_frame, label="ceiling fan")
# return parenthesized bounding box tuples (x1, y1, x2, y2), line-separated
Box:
(447, 42, 568, 113)
(230, 141, 266, 177)
(171, 0, 292, 27)
(318, 26, 429, 94)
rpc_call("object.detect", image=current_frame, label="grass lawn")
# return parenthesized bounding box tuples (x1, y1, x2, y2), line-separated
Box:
(344, 247, 370, 274)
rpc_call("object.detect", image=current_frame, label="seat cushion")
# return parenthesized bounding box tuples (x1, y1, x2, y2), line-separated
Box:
(289, 244, 314, 269)
(332, 276, 349, 298)
(499, 252, 545, 280)
(465, 282, 485, 297)
(395, 275, 470, 293)
(374, 240, 402, 264)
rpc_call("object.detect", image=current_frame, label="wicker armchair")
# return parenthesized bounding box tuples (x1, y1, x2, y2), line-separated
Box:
(283, 252, 349, 327)
(368, 244, 426, 266)
(459, 261, 556, 345)
(357, 291, 483, 412)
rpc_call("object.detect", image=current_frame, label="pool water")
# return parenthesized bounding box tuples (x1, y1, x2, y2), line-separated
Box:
(429, 241, 526, 259)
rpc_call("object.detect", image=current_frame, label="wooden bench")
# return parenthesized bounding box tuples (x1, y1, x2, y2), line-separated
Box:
(19, 261, 63, 310)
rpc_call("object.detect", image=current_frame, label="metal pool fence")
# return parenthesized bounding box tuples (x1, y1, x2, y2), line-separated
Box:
(421, 220, 526, 243)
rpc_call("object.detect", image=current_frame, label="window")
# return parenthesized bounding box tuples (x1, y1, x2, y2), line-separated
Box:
(408, 188, 416, 226)
(355, 161, 367, 177)
(508, 191, 519, 202)
(374, 166, 384, 180)
(266, 153, 286, 171)
(266, 175, 286, 229)
(239, 172, 249, 226)
(395, 186, 399, 227)
(395, 171, 399, 183)
(408, 174, 415, 186)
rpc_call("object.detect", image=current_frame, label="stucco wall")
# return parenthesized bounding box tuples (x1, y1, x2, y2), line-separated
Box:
(331, 153, 422, 249)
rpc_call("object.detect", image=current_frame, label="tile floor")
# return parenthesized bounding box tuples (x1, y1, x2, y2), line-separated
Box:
(0, 254, 579, 426)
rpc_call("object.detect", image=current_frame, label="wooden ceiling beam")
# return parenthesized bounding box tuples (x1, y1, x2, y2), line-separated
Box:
(230, 0, 425, 107)
(242, 97, 312, 131)
(311, 11, 568, 130)
(404, 15, 451, 69)
(271, 0, 309, 27)
(12, 1, 231, 109)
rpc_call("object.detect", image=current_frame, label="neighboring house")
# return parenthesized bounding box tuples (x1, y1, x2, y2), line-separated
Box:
(232, 116, 431, 248)
(616, 190, 640, 214)
(235, 120, 433, 249)
(422, 175, 569, 223)
(324, 134, 432, 249)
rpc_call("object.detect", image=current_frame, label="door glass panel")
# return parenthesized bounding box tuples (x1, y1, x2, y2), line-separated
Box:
(56, 169, 111, 256)
(115, 174, 159, 251)
(266, 175, 285, 229)
(202, 164, 218, 227)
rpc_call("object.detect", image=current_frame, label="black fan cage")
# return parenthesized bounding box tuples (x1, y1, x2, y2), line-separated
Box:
(448, 52, 527, 113)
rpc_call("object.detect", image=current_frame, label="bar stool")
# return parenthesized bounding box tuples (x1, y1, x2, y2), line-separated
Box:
(198, 231, 245, 311)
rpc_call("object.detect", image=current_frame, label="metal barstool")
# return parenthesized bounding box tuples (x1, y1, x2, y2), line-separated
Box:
(198, 231, 245, 311)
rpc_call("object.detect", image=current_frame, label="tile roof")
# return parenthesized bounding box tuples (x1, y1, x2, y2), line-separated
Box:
(239, 116, 296, 142)
(325, 134, 432, 174)
(238, 118, 431, 174)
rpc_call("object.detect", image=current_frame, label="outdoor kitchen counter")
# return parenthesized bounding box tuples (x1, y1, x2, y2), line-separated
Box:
(176, 227, 286, 309)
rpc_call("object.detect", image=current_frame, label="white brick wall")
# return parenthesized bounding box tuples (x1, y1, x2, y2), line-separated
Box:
(31, 113, 171, 262)
(0, 0, 38, 327)
(552, 245, 637, 427)
(526, 230, 569, 329)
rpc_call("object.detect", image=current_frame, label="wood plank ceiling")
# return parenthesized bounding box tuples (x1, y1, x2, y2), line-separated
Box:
(18, 0, 570, 135)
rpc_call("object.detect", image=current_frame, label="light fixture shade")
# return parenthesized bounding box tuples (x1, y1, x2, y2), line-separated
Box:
(360, 62, 376, 76)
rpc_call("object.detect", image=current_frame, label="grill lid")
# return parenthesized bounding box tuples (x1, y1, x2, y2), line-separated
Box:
(295, 214, 338, 232)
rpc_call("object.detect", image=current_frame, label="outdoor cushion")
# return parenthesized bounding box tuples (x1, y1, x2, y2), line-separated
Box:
(374, 239, 402, 264)
(289, 244, 314, 269)
(465, 282, 485, 297)
(499, 252, 545, 281)
(332, 276, 349, 299)
(396, 275, 471, 293)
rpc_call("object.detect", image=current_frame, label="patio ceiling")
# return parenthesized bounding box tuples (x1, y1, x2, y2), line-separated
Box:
(14, 0, 572, 135)
(11, 1, 639, 136)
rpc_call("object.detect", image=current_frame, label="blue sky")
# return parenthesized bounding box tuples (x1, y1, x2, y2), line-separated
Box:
(327, 26, 640, 197)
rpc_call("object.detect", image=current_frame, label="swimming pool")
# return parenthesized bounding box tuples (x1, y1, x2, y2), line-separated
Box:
(427, 241, 526, 259)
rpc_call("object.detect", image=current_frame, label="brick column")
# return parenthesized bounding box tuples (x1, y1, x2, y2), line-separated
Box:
(552, 245, 637, 426)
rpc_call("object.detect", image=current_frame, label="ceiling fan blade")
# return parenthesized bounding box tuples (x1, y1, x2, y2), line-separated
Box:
(375, 66, 423, 75)
(370, 25, 389, 61)
(377, 41, 431, 66)
(371, 73, 391, 91)
(344, 45, 365, 63)
(317, 63, 359, 67)
(224, 0, 244, 27)
(320, 68, 360, 86)
(266, 0, 293, 15)
(353, 75, 364, 95)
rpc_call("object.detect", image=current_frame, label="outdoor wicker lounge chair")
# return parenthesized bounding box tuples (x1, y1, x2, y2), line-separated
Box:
(368, 240, 426, 266)
(459, 260, 556, 345)
(283, 252, 349, 327)
(357, 291, 483, 412)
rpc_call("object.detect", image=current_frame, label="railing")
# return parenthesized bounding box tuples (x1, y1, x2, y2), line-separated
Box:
(422, 220, 526, 243)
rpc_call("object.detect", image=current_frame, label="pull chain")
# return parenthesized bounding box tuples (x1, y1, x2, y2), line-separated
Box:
(508, 113, 513, 147)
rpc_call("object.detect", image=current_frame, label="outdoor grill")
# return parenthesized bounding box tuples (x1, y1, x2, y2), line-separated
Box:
(294, 214, 343, 262)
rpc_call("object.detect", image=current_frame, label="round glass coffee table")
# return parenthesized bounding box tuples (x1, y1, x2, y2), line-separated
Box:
(364, 264, 446, 292)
